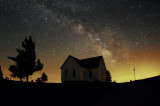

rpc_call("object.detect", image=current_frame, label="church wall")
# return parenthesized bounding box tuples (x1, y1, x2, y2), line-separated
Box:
(80, 68, 98, 82)
(61, 56, 106, 82)
(61, 57, 82, 82)
(98, 59, 106, 82)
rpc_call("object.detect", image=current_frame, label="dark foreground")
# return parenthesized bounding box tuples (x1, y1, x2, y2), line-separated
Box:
(1, 76, 160, 106)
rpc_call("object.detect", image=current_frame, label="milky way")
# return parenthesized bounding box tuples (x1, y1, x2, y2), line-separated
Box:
(0, 0, 160, 82)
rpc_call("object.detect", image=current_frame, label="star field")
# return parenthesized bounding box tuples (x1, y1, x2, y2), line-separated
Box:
(0, 0, 160, 82)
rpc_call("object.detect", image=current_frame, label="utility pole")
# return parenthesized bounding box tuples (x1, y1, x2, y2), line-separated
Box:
(133, 66, 136, 81)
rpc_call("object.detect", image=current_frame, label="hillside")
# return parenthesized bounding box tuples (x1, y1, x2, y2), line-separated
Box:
(95, 76, 160, 106)
(0, 76, 160, 106)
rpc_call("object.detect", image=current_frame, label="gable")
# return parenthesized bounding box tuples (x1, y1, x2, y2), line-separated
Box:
(60, 55, 80, 70)
(98, 58, 107, 71)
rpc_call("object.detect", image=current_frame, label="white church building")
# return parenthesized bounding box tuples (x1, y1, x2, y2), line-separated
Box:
(60, 55, 107, 83)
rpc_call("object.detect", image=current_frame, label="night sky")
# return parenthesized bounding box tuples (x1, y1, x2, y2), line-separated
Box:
(0, 0, 160, 83)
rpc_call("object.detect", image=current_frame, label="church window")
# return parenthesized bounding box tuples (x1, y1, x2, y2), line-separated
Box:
(89, 71, 92, 78)
(65, 70, 68, 77)
(73, 69, 76, 78)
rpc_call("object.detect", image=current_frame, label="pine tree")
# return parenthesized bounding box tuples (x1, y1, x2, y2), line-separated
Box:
(9, 65, 25, 81)
(8, 36, 44, 82)
(0, 66, 3, 80)
(41, 72, 48, 83)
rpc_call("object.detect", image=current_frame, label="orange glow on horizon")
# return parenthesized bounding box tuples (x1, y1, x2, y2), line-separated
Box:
(2, 53, 160, 83)
(1, 44, 160, 83)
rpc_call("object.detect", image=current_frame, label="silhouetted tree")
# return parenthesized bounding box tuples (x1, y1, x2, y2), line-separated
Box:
(0, 66, 3, 80)
(8, 36, 44, 82)
(9, 65, 25, 81)
(106, 69, 112, 84)
(35, 77, 42, 83)
(41, 72, 48, 83)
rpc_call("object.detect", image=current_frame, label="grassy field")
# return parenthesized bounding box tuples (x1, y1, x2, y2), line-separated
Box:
(1, 76, 160, 106)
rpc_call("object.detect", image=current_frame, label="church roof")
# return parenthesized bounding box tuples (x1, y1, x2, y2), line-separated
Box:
(61, 55, 103, 69)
